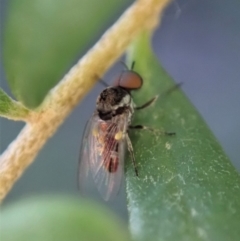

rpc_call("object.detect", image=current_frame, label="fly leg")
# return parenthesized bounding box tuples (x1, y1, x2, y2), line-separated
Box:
(135, 83, 182, 110)
(135, 95, 159, 110)
(133, 84, 181, 134)
(129, 125, 175, 136)
(126, 133, 139, 177)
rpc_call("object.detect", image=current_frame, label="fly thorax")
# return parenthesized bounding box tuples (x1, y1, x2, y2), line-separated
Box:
(96, 87, 133, 120)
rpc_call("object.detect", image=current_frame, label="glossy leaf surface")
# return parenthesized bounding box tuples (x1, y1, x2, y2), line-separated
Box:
(125, 33, 240, 241)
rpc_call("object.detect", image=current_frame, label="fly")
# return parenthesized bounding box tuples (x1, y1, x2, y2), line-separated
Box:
(79, 62, 178, 200)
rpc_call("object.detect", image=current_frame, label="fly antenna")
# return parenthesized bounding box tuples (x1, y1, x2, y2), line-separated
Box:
(120, 61, 129, 70)
(131, 61, 135, 70)
(120, 61, 136, 70)
(99, 79, 109, 87)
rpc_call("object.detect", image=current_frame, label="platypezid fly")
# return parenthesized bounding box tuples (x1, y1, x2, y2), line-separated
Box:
(79, 62, 178, 201)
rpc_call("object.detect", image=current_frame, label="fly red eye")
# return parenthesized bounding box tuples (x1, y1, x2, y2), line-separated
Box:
(114, 70, 143, 90)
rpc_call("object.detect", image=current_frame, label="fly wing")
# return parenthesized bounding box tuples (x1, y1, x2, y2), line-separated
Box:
(79, 111, 130, 201)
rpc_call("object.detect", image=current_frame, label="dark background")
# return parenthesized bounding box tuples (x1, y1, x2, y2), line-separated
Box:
(0, 0, 240, 220)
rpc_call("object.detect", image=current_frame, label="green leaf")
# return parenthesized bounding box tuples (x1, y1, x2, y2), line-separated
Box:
(3, 0, 128, 108)
(125, 32, 240, 241)
(0, 88, 29, 120)
(1, 195, 131, 241)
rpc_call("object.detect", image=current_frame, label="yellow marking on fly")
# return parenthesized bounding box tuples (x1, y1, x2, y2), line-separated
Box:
(92, 128, 98, 137)
(115, 131, 123, 140)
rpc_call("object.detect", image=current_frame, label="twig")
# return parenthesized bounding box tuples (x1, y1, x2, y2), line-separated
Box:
(0, 0, 172, 201)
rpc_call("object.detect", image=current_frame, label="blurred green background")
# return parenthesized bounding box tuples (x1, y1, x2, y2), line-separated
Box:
(0, 0, 240, 222)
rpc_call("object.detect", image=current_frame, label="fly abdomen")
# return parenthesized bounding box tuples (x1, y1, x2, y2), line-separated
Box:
(107, 157, 119, 173)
